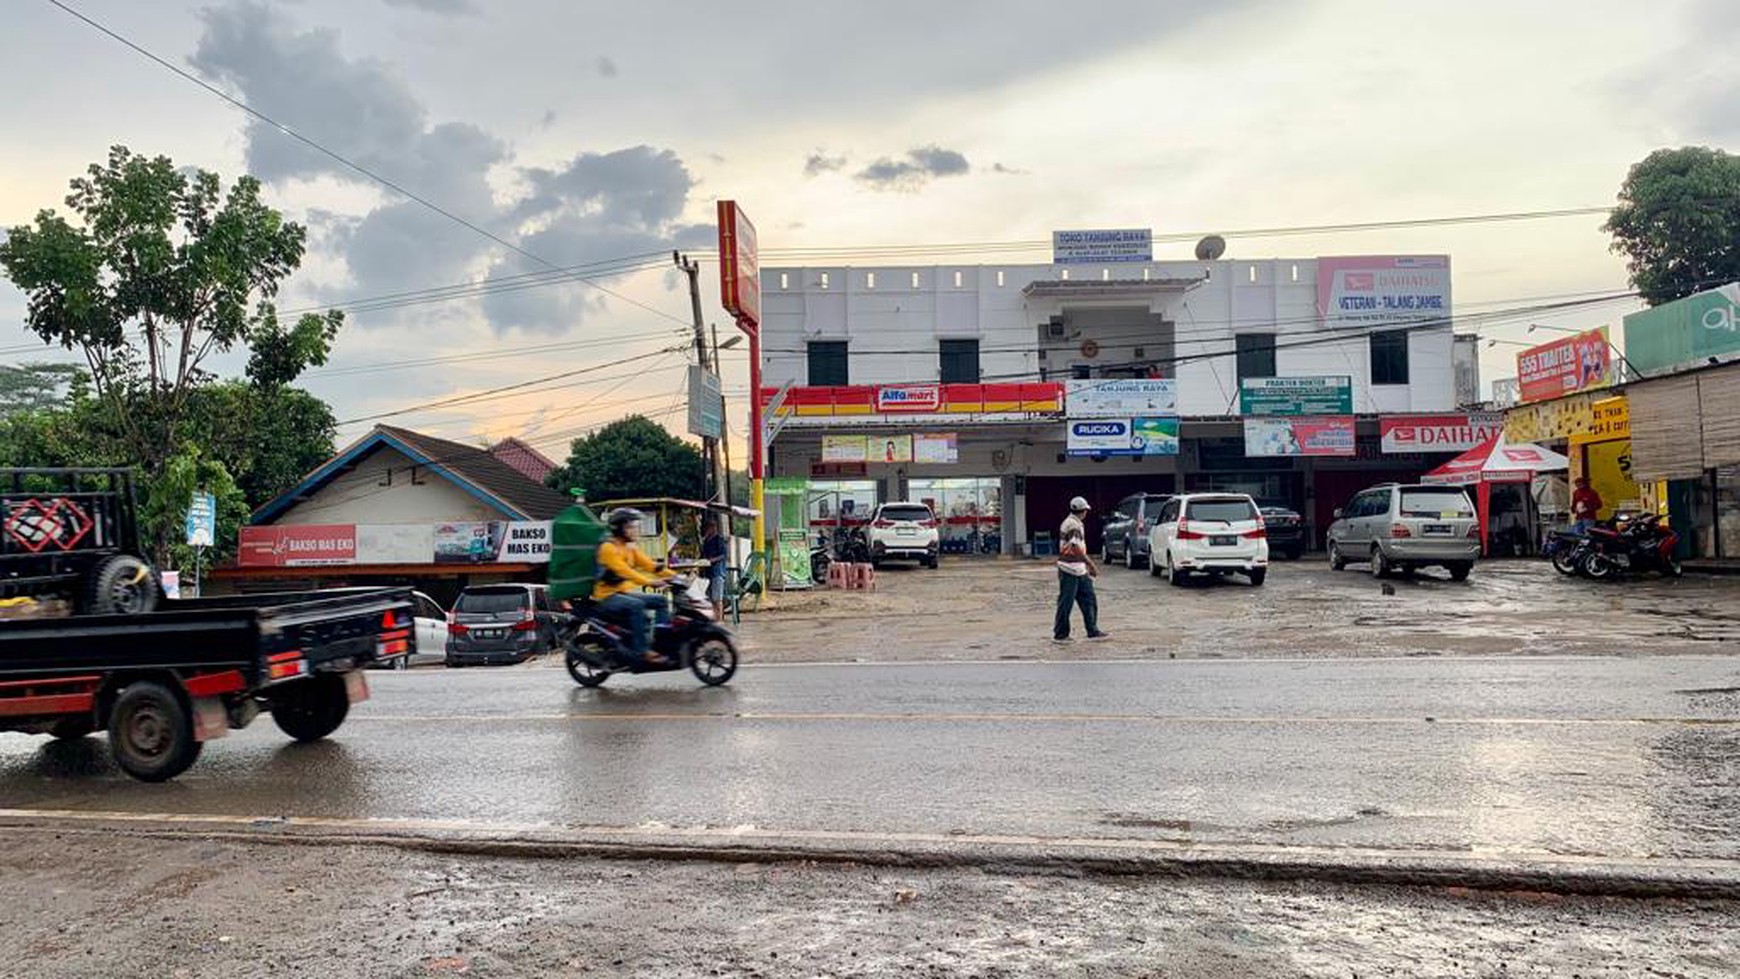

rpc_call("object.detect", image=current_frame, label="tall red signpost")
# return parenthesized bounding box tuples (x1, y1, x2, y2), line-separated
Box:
(716, 201, 764, 551)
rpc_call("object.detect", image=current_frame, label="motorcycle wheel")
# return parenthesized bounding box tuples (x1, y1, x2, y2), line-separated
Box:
(1581, 552, 1616, 581)
(686, 633, 738, 687)
(565, 643, 611, 687)
(1551, 550, 1581, 576)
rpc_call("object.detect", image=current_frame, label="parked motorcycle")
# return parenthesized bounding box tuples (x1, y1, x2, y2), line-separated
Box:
(810, 526, 872, 582)
(560, 574, 739, 687)
(1579, 513, 1682, 580)
(1544, 530, 1590, 576)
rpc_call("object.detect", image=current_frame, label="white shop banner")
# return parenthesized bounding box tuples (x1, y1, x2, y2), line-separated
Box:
(1066, 379, 1178, 418)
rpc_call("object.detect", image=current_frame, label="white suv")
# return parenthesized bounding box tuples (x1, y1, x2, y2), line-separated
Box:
(868, 502, 940, 569)
(1147, 493, 1269, 586)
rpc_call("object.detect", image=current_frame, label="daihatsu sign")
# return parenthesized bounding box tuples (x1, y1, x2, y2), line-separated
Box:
(1380, 413, 1503, 454)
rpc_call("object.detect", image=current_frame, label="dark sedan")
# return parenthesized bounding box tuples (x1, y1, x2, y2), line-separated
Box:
(1260, 505, 1306, 559)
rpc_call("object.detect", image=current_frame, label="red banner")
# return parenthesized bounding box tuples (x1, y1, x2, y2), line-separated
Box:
(1516, 328, 1610, 403)
(239, 525, 357, 567)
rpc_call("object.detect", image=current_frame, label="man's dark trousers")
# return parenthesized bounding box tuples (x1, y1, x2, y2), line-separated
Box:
(1054, 570, 1098, 640)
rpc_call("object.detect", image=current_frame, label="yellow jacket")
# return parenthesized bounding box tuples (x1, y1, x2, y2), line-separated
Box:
(592, 539, 666, 600)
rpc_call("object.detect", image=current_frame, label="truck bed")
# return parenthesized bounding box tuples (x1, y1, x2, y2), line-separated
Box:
(0, 588, 415, 680)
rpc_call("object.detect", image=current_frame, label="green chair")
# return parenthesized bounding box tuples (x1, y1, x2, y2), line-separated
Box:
(729, 551, 769, 625)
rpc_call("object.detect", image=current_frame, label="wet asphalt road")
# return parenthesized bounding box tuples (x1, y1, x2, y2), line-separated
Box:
(4, 656, 1740, 866)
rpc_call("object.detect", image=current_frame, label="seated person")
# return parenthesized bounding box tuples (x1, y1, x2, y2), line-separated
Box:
(592, 508, 673, 664)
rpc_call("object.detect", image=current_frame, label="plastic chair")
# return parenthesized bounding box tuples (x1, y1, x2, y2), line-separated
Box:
(826, 560, 850, 589)
(729, 551, 769, 625)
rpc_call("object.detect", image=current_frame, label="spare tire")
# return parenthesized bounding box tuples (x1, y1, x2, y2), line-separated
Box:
(81, 554, 160, 616)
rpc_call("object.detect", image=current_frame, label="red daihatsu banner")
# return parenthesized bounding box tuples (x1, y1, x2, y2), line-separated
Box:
(239, 525, 357, 567)
(1379, 413, 1503, 454)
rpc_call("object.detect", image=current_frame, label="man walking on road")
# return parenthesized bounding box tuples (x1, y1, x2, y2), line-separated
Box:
(1055, 496, 1107, 644)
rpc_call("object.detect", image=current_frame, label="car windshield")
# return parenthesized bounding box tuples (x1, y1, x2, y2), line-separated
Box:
(455, 588, 528, 614)
(1185, 498, 1258, 524)
(878, 506, 931, 522)
(1400, 488, 1474, 517)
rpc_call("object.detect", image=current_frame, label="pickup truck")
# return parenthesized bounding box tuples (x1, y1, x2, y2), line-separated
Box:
(0, 588, 416, 781)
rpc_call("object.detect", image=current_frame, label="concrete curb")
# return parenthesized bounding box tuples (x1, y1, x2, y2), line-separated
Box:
(5, 814, 1739, 901)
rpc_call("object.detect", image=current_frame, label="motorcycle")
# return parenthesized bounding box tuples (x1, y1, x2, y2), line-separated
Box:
(1579, 513, 1682, 580)
(1544, 529, 1590, 576)
(560, 573, 739, 687)
(809, 526, 872, 582)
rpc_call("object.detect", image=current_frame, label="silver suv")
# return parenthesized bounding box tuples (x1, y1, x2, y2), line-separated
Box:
(1326, 484, 1479, 581)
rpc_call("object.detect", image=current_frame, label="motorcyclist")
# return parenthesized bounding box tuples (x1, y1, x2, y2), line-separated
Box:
(592, 508, 674, 665)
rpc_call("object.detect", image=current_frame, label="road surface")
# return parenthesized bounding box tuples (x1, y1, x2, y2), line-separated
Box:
(5, 656, 1739, 869)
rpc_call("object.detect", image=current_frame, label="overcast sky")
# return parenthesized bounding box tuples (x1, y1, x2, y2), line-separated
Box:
(1, 0, 1732, 454)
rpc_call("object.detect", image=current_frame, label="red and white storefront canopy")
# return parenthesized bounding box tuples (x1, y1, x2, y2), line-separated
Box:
(1421, 433, 1568, 485)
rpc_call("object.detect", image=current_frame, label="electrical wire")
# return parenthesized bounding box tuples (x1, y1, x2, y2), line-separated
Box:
(42, 0, 694, 329)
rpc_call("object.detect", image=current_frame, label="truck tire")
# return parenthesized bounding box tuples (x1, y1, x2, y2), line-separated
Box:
(271, 674, 350, 742)
(108, 681, 202, 782)
(81, 554, 160, 616)
(49, 717, 97, 740)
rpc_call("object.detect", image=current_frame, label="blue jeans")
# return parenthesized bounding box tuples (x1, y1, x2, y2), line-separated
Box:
(1572, 518, 1594, 536)
(596, 593, 671, 657)
(1054, 571, 1099, 640)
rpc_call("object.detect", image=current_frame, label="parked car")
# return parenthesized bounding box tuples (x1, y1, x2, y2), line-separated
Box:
(1258, 504, 1305, 560)
(867, 502, 940, 569)
(337, 588, 448, 668)
(1326, 483, 1480, 580)
(446, 583, 562, 666)
(1101, 493, 1173, 569)
(1147, 493, 1269, 586)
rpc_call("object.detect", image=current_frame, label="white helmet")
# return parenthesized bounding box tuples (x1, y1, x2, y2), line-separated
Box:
(1069, 496, 1091, 512)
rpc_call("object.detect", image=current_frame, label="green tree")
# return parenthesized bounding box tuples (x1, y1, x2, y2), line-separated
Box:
(142, 448, 250, 571)
(549, 415, 705, 503)
(1604, 147, 1740, 306)
(0, 363, 85, 414)
(0, 146, 342, 560)
(0, 146, 340, 474)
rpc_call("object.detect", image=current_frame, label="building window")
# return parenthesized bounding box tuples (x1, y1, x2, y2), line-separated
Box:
(1235, 333, 1276, 380)
(866, 271, 876, 289)
(911, 271, 921, 289)
(1370, 330, 1410, 385)
(939, 339, 980, 384)
(819, 271, 830, 290)
(808, 341, 849, 386)
(996, 270, 1005, 287)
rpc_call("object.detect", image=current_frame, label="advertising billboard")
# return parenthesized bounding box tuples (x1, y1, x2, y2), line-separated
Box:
(1516, 327, 1612, 403)
(1243, 417, 1357, 457)
(1621, 282, 1740, 376)
(1379, 413, 1503, 454)
(1066, 417, 1179, 457)
(686, 365, 723, 439)
(1239, 376, 1353, 415)
(717, 200, 760, 333)
(874, 435, 913, 463)
(1052, 229, 1153, 264)
(1317, 255, 1451, 330)
(239, 525, 357, 567)
(1065, 378, 1177, 418)
(913, 433, 959, 464)
(821, 435, 868, 463)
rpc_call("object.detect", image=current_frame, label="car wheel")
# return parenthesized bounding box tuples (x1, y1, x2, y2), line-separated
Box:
(1248, 568, 1267, 586)
(1148, 548, 1164, 577)
(1370, 546, 1392, 579)
(1124, 540, 1138, 570)
(1166, 551, 1187, 588)
(1448, 562, 1472, 582)
(1329, 541, 1347, 571)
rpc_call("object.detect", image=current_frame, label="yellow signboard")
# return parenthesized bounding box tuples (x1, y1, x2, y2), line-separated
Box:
(1505, 391, 1628, 444)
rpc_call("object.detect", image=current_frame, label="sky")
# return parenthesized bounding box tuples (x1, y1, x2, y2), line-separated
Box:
(0, 0, 1734, 459)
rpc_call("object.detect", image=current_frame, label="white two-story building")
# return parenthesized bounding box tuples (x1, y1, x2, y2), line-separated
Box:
(759, 249, 1485, 555)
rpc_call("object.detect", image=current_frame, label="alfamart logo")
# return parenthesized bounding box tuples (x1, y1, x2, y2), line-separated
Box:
(876, 385, 940, 412)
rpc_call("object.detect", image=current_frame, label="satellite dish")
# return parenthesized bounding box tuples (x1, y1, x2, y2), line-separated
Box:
(1194, 235, 1227, 261)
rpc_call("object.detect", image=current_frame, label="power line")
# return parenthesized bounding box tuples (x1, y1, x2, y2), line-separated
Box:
(43, 0, 693, 329)
(305, 328, 687, 378)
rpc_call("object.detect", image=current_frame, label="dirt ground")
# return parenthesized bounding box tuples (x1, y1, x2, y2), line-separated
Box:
(3, 830, 1736, 979)
(728, 557, 1740, 663)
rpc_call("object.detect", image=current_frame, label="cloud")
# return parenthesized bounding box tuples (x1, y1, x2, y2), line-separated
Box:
(991, 162, 1027, 175)
(595, 56, 619, 78)
(854, 144, 971, 191)
(190, 2, 702, 335)
(804, 151, 847, 177)
(381, 0, 476, 13)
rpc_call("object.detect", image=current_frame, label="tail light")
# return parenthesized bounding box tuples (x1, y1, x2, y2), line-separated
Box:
(1390, 525, 1413, 538)
(1241, 527, 1267, 540)
(1175, 521, 1204, 541)
(919, 519, 938, 529)
(1136, 518, 1147, 534)
(448, 622, 469, 636)
(872, 519, 894, 529)
(512, 608, 538, 632)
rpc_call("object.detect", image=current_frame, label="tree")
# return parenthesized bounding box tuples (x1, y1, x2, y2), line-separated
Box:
(0, 363, 85, 414)
(549, 416, 705, 503)
(1605, 147, 1740, 306)
(0, 145, 341, 475)
(0, 146, 343, 561)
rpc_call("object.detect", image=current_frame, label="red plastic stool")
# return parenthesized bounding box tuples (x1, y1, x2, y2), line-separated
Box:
(826, 561, 850, 589)
(852, 562, 877, 591)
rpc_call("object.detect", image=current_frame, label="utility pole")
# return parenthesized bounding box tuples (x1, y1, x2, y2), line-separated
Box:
(676, 252, 724, 504)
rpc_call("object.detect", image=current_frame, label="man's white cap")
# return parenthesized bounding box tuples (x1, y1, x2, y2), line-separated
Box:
(1069, 496, 1091, 511)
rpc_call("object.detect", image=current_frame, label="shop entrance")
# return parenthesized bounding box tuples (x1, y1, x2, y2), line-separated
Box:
(1024, 475, 1176, 554)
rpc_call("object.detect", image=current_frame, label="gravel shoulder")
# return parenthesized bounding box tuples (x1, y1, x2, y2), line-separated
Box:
(4, 829, 1737, 979)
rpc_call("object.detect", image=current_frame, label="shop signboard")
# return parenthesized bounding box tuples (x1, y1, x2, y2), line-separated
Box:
(686, 366, 723, 439)
(1516, 327, 1612, 403)
(716, 200, 760, 334)
(1243, 417, 1357, 457)
(875, 385, 941, 413)
(1052, 228, 1152, 264)
(1239, 376, 1353, 415)
(433, 522, 507, 564)
(239, 525, 357, 567)
(1317, 255, 1451, 329)
(873, 435, 913, 463)
(500, 521, 554, 562)
(1379, 413, 1503, 454)
(1622, 282, 1740, 376)
(913, 433, 959, 464)
(185, 492, 216, 548)
(1065, 378, 1177, 418)
(821, 435, 868, 463)
(1065, 417, 1178, 457)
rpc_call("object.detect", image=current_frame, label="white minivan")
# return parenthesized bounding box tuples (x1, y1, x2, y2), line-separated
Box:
(1147, 493, 1269, 586)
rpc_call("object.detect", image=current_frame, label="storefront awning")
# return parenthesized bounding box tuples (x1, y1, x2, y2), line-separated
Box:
(1421, 434, 1568, 485)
